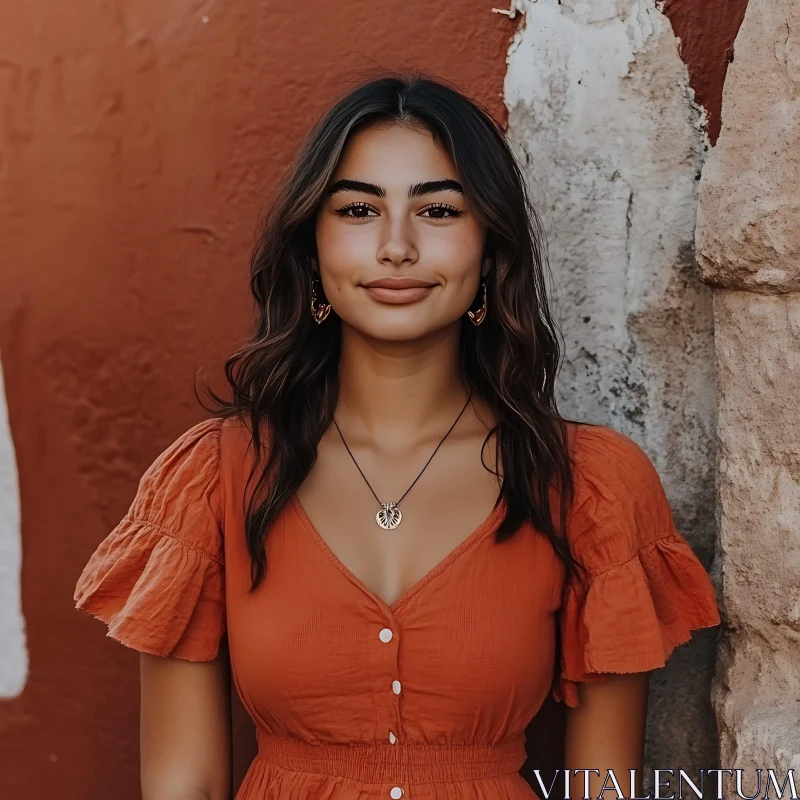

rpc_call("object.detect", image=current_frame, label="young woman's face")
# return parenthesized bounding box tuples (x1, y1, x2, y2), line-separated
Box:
(315, 122, 488, 342)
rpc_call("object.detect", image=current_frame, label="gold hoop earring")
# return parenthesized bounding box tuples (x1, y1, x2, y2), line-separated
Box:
(467, 279, 488, 327)
(310, 276, 332, 324)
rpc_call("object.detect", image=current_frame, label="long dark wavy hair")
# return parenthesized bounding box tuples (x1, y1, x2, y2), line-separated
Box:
(202, 71, 586, 593)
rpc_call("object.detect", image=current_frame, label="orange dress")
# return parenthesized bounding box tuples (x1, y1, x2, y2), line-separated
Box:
(74, 417, 721, 799)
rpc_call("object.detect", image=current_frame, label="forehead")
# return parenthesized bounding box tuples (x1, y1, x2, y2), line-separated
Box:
(332, 122, 459, 185)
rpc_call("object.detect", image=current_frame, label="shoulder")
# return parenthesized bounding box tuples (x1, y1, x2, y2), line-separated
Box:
(570, 422, 664, 488)
(565, 423, 677, 575)
(131, 417, 226, 541)
(139, 415, 257, 503)
(143, 416, 225, 479)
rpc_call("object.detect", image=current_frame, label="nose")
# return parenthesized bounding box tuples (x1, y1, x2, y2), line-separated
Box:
(376, 216, 418, 267)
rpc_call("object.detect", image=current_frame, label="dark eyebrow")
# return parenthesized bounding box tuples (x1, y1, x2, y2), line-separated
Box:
(326, 178, 464, 199)
(327, 179, 386, 198)
(408, 179, 463, 198)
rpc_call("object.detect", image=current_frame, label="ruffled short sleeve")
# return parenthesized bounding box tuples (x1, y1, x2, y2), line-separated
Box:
(552, 424, 721, 708)
(74, 417, 226, 661)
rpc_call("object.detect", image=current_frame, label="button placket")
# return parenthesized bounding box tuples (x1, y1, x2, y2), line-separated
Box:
(380, 626, 402, 739)
(368, 614, 403, 746)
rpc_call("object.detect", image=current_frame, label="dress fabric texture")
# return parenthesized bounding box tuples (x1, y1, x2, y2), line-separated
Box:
(74, 417, 721, 799)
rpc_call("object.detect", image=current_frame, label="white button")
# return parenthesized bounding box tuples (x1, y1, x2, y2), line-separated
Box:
(391, 679, 402, 695)
(388, 730, 397, 744)
(379, 627, 393, 643)
(390, 788, 404, 799)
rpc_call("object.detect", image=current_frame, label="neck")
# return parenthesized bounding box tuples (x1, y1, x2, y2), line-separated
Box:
(335, 322, 475, 451)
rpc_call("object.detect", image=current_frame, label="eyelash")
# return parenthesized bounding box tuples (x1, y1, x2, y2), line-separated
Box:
(335, 202, 463, 219)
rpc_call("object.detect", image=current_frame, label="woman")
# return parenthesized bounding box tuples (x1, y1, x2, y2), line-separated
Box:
(74, 73, 721, 800)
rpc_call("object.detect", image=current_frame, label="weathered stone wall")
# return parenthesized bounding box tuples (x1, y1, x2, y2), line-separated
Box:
(696, 0, 800, 770)
(505, 0, 722, 777)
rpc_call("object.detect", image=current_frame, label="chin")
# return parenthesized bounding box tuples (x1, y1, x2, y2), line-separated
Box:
(349, 314, 457, 344)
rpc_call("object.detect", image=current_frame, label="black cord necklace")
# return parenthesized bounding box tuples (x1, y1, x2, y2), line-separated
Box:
(332, 392, 474, 530)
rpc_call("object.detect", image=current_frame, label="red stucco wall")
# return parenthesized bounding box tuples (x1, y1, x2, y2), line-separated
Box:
(662, 0, 750, 145)
(0, 3, 514, 797)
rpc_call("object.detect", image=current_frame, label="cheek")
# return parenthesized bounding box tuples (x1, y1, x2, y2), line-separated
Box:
(423, 222, 485, 277)
(315, 218, 376, 277)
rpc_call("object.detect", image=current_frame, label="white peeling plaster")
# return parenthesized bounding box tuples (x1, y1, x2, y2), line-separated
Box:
(504, 0, 716, 509)
(0, 352, 26, 697)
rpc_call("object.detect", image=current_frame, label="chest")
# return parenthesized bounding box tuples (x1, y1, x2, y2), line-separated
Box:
(224, 500, 565, 743)
(218, 416, 570, 745)
(294, 423, 504, 609)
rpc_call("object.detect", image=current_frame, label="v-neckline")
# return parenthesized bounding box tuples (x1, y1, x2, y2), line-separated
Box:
(289, 492, 508, 615)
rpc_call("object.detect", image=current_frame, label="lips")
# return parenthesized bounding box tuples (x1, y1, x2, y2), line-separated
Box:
(362, 278, 436, 289)
(361, 277, 436, 305)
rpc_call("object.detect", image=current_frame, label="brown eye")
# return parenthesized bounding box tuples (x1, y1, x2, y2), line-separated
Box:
(337, 203, 377, 219)
(420, 204, 462, 219)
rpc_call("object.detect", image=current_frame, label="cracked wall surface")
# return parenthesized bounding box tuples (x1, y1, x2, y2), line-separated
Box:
(505, 0, 720, 777)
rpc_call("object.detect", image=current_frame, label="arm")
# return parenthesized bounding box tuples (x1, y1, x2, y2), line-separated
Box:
(139, 649, 233, 800)
(564, 672, 649, 800)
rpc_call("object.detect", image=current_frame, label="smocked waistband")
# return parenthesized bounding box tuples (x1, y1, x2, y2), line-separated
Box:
(255, 729, 528, 784)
